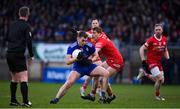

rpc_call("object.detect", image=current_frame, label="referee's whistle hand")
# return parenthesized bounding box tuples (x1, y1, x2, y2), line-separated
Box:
(28, 57, 34, 65)
(30, 57, 35, 60)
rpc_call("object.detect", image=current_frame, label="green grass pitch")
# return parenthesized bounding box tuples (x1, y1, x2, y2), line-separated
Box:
(0, 81, 180, 108)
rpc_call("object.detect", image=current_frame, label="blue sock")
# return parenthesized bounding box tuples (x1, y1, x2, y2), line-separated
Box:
(101, 91, 106, 98)
(54, 98, 59, 102)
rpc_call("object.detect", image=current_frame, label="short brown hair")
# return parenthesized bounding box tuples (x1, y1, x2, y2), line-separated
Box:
(154, 24, 163, 28)
(19, 6, 30, 17)
(78, 31, 88, 38)
(92, 27, 102, 34)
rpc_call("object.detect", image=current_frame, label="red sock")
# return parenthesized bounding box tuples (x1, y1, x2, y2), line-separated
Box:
(156, 91, 160, 96)
(108, 92, 112, 97)
(82, 83, 88, 89)
(91, 89, 96, 95)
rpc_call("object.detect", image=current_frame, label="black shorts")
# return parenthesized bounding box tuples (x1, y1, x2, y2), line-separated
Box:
(6, 53, 27, 73)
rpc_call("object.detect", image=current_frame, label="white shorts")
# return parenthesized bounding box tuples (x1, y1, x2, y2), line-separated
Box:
(150, 66, 162, 77)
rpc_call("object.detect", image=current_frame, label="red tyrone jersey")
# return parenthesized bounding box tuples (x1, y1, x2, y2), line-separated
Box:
(144, 35, 167, 62)
(86, 30, 108, 61)
(95, 33, 124, 63)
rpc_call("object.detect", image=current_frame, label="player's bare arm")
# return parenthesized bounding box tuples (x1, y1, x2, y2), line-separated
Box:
(139, 45, 147, 61)
(164, 47, 170, 59)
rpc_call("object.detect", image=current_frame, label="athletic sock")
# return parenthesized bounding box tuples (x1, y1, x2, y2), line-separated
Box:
(20, 82, 28, 103)
(101, 90, 106, 98)
(109, 94, 114, 98)
(107, 91, 112, 97)
(10, 82, 18, 102)
(82, 83, 88, 89)
(91, 89, 96, 95)
(90, 92, 95, 97)
(156, 91, 160, 97)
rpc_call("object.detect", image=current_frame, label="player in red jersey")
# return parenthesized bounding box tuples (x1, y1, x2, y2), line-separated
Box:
(137, 24, 170, 101)
(85, 27, 124, 103)
(80, 19, 115, 104)
(93, 27, 124, 75)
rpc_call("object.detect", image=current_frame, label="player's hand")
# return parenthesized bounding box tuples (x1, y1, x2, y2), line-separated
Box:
(71, 26, 79, 36)
(77, 51, 84, 60)
(142, 60, 148, 68)
(28, 57, 34, 64)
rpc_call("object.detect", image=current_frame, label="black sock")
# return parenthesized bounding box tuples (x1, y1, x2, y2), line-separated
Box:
(20, 82, 28, 103)
(10, 82, 18, 102)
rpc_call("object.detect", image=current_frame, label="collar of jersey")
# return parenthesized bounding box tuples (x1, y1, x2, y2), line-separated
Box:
(153, 34, 162, 41)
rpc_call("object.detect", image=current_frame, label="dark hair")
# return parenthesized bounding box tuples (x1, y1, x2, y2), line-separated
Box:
(154, 24, 163, 28)
(78, 31, 88, 38)
(92, 18, 99, 21)
(19, 6, 30, 17)
(92, 27, 102, 34)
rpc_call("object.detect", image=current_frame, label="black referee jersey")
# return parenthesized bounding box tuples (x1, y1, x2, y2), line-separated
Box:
(3, 19, 34, 57)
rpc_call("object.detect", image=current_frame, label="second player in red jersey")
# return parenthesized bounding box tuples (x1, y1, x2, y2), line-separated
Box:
(93, 27, 124, 71)
(137, 24, 170, 101)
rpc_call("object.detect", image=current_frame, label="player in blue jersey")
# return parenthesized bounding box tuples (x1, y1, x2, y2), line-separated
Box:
(50, 31, 109, 104)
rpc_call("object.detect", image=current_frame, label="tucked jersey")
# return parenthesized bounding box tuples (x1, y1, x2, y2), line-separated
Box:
(95, 33, 124, 64)
(67, 41, 95, 66)
(144, 35, 167, 62)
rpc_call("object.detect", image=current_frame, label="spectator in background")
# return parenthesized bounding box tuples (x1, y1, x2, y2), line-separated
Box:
(0, 0, 179, 44)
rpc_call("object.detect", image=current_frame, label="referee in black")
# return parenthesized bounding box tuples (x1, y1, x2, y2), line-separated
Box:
(3, 6, 34, 107)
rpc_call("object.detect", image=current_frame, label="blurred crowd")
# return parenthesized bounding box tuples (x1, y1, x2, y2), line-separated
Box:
(0, 0, 179, 45)
(0, 0, 180, 84)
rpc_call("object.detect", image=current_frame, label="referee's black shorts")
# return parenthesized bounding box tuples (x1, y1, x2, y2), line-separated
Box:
(6, 53, 27, 73)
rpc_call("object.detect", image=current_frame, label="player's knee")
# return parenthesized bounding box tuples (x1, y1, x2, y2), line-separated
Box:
(159, 77, 164, 84)
(18, 71, 28, 82)
(19, 75, 28, 82)
(156, 77, 164, 84)
(103, 72, 109, 78)
(66, 80, 74, 87)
